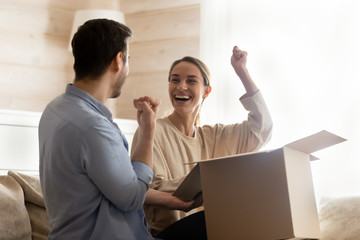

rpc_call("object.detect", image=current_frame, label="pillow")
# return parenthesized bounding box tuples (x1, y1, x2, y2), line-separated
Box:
(319, 196, 360, 240)
(0, 175, 32, 240)
(26, 202, 51, 240)
(8, 171, 51, 240)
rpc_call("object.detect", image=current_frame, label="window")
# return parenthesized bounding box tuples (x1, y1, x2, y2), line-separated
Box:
(200, 0, 360, 199)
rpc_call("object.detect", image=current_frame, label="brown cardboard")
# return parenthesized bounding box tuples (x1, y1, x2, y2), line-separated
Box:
(173, 164, 201, 201)
(175, 130, 346, 239)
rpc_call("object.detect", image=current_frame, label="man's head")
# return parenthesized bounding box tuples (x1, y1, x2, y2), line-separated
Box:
(71, 19, 132, 82)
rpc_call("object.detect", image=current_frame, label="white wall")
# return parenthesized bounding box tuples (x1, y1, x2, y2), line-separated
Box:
(0, 110, 137, 175)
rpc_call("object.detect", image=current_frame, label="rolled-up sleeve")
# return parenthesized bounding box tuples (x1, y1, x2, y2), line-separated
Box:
(240, 90, 273, 148)
(202, 90, 273, 157)
(132, 161, 153, 187)
(81, 120, 153, 212)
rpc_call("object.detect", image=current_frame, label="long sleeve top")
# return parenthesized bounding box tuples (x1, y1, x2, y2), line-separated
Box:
(131, 90, 273, 234)
(39, 84, 153, 240)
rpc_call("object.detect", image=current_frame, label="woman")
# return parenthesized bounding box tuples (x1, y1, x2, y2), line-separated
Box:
(131, 46, 273, 236)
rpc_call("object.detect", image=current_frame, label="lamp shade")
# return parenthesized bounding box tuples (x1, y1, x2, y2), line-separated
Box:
(68, 9, 125, 51)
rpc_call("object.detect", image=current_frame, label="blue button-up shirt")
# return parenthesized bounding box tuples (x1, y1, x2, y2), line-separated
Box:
(39, 84, 154, 240)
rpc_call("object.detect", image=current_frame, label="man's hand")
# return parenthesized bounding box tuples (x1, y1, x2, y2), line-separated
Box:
(131, 96, 160, 167)
(133, 96, 160, 131)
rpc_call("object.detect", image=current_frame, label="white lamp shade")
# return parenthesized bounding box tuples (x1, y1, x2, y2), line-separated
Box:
(68, 9, 125, 51)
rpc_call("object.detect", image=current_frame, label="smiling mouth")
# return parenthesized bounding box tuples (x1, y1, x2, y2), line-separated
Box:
(174, 95, 191, 101)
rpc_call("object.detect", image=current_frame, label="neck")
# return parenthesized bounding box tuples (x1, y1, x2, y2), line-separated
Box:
(168, 111, 196, 137)
(73, 74, 112, 104)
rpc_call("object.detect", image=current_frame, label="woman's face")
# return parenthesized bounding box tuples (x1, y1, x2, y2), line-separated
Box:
(168, 61, 211, 116)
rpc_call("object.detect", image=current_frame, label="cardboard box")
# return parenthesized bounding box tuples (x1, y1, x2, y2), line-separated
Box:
(174, 130, 346, 240)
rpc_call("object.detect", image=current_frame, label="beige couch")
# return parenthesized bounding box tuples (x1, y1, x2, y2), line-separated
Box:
(0, 171, 50, 240)
(318, 195, 360, 240)
(1, 170, 359, 240)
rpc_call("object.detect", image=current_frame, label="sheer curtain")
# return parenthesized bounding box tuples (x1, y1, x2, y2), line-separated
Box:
(200, 0, 360, 200)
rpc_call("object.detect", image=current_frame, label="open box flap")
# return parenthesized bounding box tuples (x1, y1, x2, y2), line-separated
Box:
(175, 130, 347, 200)
(172, 164, 201, 201)
(285, 130, 346, 160)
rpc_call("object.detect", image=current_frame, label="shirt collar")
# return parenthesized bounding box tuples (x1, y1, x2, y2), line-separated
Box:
(65, 83, 113, 120)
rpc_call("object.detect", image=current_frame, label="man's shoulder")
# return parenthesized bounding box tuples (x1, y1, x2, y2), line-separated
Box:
(42, 95, 109, 132)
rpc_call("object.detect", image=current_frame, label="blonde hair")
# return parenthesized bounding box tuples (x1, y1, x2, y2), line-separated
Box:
(168, 56, 211, 127)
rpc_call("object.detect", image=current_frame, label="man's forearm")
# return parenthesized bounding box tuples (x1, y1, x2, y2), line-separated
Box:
(131, 129, 154, 168)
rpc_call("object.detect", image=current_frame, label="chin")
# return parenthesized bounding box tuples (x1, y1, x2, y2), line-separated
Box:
(111, 91, 121, 99)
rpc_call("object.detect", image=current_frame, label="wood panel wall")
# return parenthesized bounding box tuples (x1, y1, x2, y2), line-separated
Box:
(0, 0, 75, 113)
(0, 0, 200, 120)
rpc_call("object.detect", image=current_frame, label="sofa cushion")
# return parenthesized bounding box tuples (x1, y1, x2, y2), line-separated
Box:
(0, 174, 32, 240)
(8, 171, 51, 240)
(319, 196, 360, 240)
(26, 202, 50, 240)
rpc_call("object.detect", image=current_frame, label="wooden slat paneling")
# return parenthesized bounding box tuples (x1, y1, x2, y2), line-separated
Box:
(0, 0, 201, 120)
(0, 0, 73, 37)
(129, 37, 200, 74)
(120, 0, 200, 13)
(0, 30, 73, 69)
(125, 6, 200, 43)
(119, 71, 171, 101)
(0, 63, 72, 111)
(116, 71, 173, 119)
(115, 100, 174, 120)
(5, 0, 87, 11)
(0, 95, 57, 113)
(114, 2, 201, 119)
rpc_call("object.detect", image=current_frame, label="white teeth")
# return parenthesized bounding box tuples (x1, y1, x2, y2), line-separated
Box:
(175, 95, 190, 100)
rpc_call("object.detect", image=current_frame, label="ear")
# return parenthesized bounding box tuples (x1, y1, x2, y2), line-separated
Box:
(113, 52, 123, 72)
(203, 86, 212, 99)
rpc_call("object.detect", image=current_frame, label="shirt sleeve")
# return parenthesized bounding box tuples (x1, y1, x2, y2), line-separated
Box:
(202, 90, 273, 157)
(151, 143, 186, 192)
(81, 120, 153, 212)
(132, 125, 185, 192)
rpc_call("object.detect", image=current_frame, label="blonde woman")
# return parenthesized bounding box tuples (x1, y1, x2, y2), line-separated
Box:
(131, 46, 273, 238)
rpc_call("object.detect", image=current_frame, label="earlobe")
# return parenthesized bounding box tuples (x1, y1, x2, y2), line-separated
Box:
(118, 52, 123, 61)
(114, 52, 123, 71)
(117, 52, 123, 65)
(203, 86, 212, 99)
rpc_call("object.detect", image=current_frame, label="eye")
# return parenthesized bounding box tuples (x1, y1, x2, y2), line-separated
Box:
(187, 79, 198, 84)
(170, 78, 180, 83)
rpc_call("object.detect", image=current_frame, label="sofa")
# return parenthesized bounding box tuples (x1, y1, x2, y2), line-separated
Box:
(0, 171, 50, 240)
(318, 195, 360, 240)
(1, 170, 359, 240)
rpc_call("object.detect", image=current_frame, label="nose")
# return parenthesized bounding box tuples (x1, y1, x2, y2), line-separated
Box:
(176, 80, 188, 90)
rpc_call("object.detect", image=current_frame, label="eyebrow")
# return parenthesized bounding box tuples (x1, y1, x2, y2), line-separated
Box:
(187, 75, 200, 79)
(170, 74, 200, 79)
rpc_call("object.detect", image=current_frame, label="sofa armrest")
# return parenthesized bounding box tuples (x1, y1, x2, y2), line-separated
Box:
(0, 174, 32, 239)
(8, 171, 51, 240)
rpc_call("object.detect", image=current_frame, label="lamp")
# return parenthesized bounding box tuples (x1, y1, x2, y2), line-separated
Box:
(68, 9, 125, 51)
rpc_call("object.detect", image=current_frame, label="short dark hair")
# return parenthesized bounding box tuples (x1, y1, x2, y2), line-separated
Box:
(168, 56, 211, 86)
(71, 19, 132, 81)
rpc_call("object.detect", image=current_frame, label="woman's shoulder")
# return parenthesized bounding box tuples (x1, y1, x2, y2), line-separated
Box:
(156, 116, 168, 123)
(199, 122, 226, 130)
(155, 117, 198, 141)
(156, 116, 171, 128)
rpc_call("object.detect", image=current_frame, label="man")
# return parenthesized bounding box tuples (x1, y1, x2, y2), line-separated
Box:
(39, 19, 159, 239)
